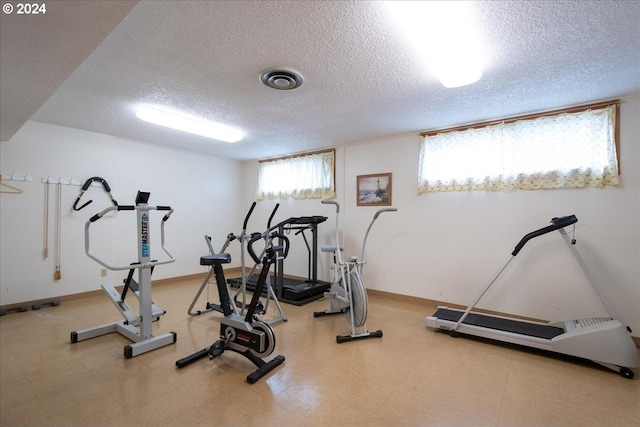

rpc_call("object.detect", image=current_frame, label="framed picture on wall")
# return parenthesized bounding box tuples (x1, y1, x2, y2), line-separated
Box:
(357, 173, 392, 206)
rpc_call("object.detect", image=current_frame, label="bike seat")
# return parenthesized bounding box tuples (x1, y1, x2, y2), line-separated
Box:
(321, 245, 343, 253)
(200, 253, 232, 265)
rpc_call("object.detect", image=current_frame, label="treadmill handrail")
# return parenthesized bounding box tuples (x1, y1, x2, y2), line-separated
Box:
(512, 215, 577, 256)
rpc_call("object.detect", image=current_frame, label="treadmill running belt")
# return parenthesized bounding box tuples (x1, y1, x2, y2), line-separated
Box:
(434, 308, 564, 340)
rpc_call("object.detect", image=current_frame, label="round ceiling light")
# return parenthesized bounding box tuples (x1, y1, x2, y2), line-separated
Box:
(260, 68, 304, 90)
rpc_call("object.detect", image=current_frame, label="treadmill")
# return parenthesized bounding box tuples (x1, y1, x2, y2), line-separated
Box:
(227, 216, 331, 305)
(426, 215, 638, 379)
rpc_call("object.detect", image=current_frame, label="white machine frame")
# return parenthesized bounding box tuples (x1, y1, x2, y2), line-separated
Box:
(70, 191, 177, 358)
(426, 215, 638, 379)
(314, 200, 397, 343)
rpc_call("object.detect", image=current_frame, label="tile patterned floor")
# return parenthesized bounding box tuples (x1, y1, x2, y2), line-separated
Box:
(1, 276, 639, 426)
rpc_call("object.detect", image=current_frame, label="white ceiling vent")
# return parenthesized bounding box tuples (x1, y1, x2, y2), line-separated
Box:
(260, 68, 304, 90)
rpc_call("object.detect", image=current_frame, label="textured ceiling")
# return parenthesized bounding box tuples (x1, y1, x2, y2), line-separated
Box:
(2, 1, 639, 161)
(0, 1, 138, 141)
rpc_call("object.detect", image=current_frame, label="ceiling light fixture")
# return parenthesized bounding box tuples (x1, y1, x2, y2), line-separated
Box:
(135, 105, 243, 143)
(383, 1, 485, 88)
(260, 68, 304, 90)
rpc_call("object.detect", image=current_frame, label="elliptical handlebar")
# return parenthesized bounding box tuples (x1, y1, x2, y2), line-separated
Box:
(267, 203, 280, 229)
(243, 201, 257, 230)
(373, 207, 398, 219)
(360, 207, 398, 269)
(247, 232, 290, 265)
(85, 204, 175, 271)
(512, 215, 577, 256)
(321, 200, 342, 263)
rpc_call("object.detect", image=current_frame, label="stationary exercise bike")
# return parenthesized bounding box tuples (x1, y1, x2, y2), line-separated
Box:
(176, 231, 289, 384)
(314, 200, 397, 343)
(70, 191, 177, 358)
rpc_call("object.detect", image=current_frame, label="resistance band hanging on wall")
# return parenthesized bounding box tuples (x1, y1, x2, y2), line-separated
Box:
(73, 177, 118, 211)
(54, 181, 62, 281)
(44, 181, 50, 259)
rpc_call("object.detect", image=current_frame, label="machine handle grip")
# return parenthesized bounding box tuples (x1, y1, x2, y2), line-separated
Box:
(161, 207, 174, 222)
(321, 199, 339, 213)
(374, 207, 398, 219)
(118, 205, 135, 211)
(89, 205, 119, 222)
(512, 215, 578, 256)
(267, 203, 280, 228)
(247, 232, 265, 264)
(268, 233, 290, 259)
(246, 232, 290, 264)
(243, 201, 257, 230)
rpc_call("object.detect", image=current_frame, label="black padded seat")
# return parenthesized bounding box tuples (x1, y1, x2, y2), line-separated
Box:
(200, 253, 231, 266)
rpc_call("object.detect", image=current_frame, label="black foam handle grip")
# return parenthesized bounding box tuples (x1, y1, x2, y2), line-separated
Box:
(267, 203, 280, 228)
(118, 205, 135, 211)
(512, 215, 577, 256)
(269, 233, 290, 259)
(243, 202, 257, 230)
(157, 206, 171, 211)
(82, 176, 110, 191)
(247, 232, 264, 264)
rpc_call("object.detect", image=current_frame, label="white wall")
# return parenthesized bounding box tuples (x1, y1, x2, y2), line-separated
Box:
(242, 94, 640, 338)
(2, 95, 638, 339)
(0, 121, 244, 305)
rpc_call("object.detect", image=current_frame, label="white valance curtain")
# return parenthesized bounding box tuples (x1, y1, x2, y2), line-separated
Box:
(256, 149, 335, 200)
(418, 104, 619, 193)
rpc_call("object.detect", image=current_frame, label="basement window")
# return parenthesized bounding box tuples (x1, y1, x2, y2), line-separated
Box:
(256, 149, 335, 200)
(417, 101, 619, 193)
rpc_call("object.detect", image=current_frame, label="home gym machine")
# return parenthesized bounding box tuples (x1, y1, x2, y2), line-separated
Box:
(175, 231, 290, 384)
(70, 191, 177, 358)
(426, 215, 639, 379)
(314, 200, 397, 343)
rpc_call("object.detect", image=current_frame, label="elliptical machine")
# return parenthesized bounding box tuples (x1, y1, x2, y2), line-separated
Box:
(70, 191, 177, 358)
(176, 231, 289, 384)
(314, 200, 397, 343)
(187, 202, 287, 325)
(186, 202, 259, 317)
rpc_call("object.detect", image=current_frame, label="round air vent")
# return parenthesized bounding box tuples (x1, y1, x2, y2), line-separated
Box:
(259, 68, 304, 90)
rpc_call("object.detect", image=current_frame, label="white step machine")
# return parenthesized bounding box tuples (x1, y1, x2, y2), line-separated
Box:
(426, 215, 638, 379)
(71, 191, 177, 358)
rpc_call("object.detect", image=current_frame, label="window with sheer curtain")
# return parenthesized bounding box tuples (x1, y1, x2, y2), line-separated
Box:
(256, 149, 335, 200)
(418, 102, 619, 193)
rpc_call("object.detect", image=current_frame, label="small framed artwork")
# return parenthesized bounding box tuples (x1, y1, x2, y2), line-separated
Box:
(357, 173, 392, 206)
